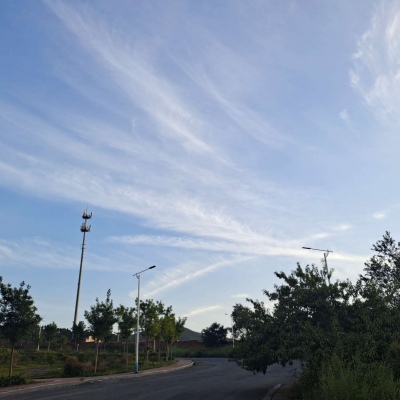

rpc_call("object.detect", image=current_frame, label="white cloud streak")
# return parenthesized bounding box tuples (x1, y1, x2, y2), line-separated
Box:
(184, 305, 223, 317)
(350, 1, 400, 127)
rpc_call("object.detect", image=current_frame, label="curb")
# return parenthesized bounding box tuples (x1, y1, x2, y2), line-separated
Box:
(263, 384, 282, 400)
(0, 360, 194, 397)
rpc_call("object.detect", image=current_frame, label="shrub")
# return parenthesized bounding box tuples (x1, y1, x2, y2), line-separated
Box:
(299, 354, 400, 400)
(77, 352, 90, 363)
(46, 354, 57, 367)
(0, 375, 27, 387)
(63, 360, 87, 377)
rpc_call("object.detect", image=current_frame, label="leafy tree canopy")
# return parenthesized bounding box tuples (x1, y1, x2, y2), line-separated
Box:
(201, 322, 228, 347)
(360, 231, 400, 306)
(0, 279, 41, 375)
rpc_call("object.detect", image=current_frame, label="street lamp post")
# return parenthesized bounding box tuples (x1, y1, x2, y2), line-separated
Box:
(302, 246, 333, 285)
(133, 265, 156, 373)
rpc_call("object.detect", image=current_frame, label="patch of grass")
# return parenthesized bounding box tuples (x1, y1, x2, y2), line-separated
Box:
(173, 346, 236, 358)
(299, 355, 400, 400)
(0, 348, 178, 381)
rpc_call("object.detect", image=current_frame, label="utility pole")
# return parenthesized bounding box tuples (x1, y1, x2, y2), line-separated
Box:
(73, 209, 92, 328)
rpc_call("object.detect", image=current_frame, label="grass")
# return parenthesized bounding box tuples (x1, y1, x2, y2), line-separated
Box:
(172, 345, 236, 359)
(298, 355, 400, 400)
(0, 348, 178, 382)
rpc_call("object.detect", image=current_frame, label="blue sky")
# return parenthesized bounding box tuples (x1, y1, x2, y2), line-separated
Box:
(1, 0, 400, 332)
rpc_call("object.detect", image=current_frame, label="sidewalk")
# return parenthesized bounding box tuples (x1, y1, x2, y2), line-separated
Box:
(0, 359, 194, 397)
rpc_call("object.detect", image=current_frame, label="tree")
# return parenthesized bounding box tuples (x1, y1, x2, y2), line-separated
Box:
(116, 305, 136, 370)
(0, 279, 42, 376)
(140, 299, 161, 360)
(43, 322, 58, 352)
(72, 321, 86, 352)
(360, 231, 400, 306)
(233, 263, 355, 374)
(201, 322, 228, 347)
(84, 289, 117, 373)
(57, 335, 68, 350)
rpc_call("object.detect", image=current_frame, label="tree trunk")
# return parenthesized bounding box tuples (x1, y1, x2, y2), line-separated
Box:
(8, 345, 14, 377)
(47, 340, 50, 352)
(125, 339, 129, 371)
(94, 339, 99, 373)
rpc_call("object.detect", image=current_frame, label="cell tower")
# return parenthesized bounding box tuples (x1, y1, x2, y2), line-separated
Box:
(73, 209, 92, 328)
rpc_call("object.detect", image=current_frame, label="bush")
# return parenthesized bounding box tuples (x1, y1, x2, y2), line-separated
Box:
(0, 375, 27, 387)
(27, 350, 50, 363)
(63, 360, 87, 377)
(388, 342, 400, 380)
(77, 352, 91, 363)
(299, 354, 400, 400)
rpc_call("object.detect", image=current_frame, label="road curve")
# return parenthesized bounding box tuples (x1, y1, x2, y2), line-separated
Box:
(1, 358, 299, 400)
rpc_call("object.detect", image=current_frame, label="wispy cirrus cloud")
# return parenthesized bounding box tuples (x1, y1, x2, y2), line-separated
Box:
(140, 256, 253, 298)
(230, 293, 250, 299)
(350, 1, 400, 127)
(184, 305, 223, 317)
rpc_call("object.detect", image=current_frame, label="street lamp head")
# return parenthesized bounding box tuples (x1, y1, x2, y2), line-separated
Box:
(302, 246, 333, 253)
(133, 265, 157, 277)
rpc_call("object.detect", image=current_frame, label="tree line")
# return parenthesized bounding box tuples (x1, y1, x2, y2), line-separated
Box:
(0, 281, 186, 376)
(231, 232, 400, 397)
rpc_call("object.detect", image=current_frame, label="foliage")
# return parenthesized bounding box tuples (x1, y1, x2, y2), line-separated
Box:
(232, 232, 400, 397)
(56, 335, 68, 350)
(173, 345, 236, 359)
(84, 289, 117, 373)
(300, 354, 400, 400)
(360, 231, 400, 306)
(232, 260, 400, 374)
(136, 300, 186, 363)
(140, 300, 161, 347)
(0, 278, 41, 376)
(43, 322, 58, 352)
(116, 305, 136, 342)
(0, 375, 27, 387)
(116, 305, 136, 370)
(63, 359, 88, 377)
(72, 321, 86, 351)
(201, 323, 228, 348)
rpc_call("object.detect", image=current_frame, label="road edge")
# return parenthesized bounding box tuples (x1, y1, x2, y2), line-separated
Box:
(0, 359, 194, 397)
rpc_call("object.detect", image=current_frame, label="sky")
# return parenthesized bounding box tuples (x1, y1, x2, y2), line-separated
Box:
(1, 0, 400, 333)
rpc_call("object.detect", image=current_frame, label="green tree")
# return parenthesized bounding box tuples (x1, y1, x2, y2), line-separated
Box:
(116, 305, 136, 370)
(43, 322, 58, 352)
(72, 321, 86, 352)
(360, 231, 400, 306)
(201, 322, 228, 347)
(57, 335, 68, 350)
(159, 315, 176, 360)
(140, 299, 161, 358)
(233, 263, 354, 374)
(0, 278, 42, 376)
(84, 289, 117, 373)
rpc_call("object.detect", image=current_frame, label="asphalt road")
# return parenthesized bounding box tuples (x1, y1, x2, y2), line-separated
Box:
(5, 358, 300, 400)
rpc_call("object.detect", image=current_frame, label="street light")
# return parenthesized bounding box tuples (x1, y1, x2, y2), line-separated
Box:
(133, 265, 156, 373)
(225, 313, 235, 348)
(302, 246, 333, 285)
